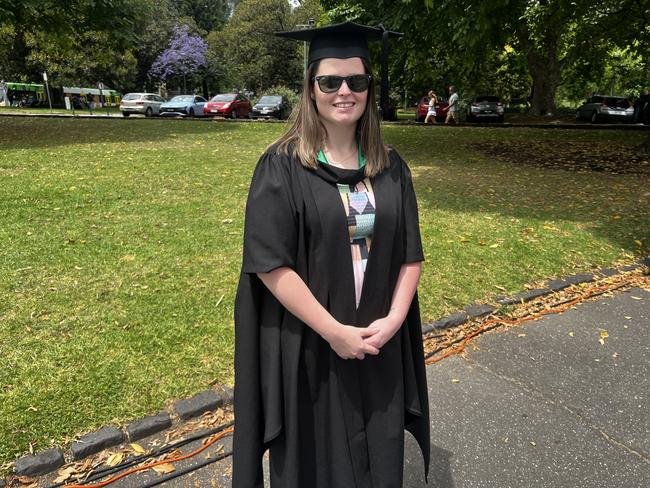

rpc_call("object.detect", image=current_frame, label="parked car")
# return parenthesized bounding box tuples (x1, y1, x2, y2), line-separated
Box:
(203, 93, 252, 118)
(251, 95, 290, 119)
(633, 93, 650, 125)
(159, 95, 207, 117)
(416, 94, 449, 123)
(576, 95, 634, 123)
(466, 95, 504, 123)
(119, 93, 165, 117)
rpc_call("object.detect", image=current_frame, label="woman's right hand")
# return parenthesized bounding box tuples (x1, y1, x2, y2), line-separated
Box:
(326, 324, 380, 360)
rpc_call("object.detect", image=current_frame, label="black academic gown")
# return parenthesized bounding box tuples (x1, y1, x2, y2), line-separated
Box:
(233, 145, 430, 488)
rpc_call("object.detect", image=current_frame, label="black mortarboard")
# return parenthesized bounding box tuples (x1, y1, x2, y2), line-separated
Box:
(275, 21, 402, 65)
(275, 21, 403, 120)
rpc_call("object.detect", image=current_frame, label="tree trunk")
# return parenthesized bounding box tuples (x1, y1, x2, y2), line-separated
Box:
(527, 50, 562, 115)
(516, 6, 565, 116)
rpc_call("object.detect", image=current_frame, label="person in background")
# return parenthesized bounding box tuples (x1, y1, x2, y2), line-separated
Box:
(0, 79, 6, 106)
(424, 89, 437, 125)
(233, 21, 430, 488)
(445, 85, 459, 124)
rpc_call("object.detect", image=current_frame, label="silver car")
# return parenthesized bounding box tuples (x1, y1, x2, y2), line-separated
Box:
(466, 95, 504, 123)
(120, 93, 166, 117)
(576, 95, 634, 123)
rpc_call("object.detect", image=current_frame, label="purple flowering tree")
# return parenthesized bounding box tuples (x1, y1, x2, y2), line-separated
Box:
(149, 25, 208, 93)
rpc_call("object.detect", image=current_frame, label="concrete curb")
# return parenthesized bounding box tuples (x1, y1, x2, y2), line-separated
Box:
(10, 258, 648, 479)
(12, 385, 233, 478)
(421, 257, 648, 334)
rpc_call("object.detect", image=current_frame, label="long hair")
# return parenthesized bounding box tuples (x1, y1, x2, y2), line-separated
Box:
(272, 58, 390, 178)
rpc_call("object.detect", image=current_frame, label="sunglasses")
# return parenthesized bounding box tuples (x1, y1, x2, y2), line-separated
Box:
(313, 74, 372, 93)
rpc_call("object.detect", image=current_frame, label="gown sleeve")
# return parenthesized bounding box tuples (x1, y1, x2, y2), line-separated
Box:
(400, 156, 425, 263)
(241, 151, 298, 274)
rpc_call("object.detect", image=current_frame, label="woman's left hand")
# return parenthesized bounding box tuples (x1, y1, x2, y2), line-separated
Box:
(363, 315, 402, 349)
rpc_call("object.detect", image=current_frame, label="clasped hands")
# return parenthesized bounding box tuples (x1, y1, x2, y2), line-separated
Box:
(326, 315, 401, 360)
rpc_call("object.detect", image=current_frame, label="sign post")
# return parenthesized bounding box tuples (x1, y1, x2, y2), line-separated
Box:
(42, 72, 53, 113)
(98, 82, 109, 116)
(295, 19, 315, 76)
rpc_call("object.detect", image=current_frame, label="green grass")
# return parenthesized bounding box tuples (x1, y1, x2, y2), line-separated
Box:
(1, 118, 648, 468)
(0, 106, 121, 116)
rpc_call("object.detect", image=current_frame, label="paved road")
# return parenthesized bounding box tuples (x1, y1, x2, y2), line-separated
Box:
(38, 286, 649, 487)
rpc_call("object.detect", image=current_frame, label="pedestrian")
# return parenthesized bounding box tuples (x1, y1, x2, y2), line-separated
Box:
(424, 89, 438, 124)
(445, 85, 459, 124)
(0, 79, 6, 106)
(233, 21, 430, 488)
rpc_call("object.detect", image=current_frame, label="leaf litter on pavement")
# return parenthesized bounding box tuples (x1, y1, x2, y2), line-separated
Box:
(423, 268, 649, 361)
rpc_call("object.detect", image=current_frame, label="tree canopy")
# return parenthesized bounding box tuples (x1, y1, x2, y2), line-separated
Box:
(1, 0, 647, 109)
(322, 0, 650, 112)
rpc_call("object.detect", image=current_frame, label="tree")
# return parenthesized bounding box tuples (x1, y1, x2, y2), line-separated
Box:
(174, 0, 233, 33)
(210, 0, 303, 93)
(149, 25, 208, 93)
(320, 0, 650, 114)
(0, 0, 146, 82)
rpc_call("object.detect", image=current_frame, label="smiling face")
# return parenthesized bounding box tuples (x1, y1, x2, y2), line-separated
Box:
(312, 57, 369, 131)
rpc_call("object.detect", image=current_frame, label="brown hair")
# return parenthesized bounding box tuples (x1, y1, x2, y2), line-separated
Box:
(271, 58, 390, 177)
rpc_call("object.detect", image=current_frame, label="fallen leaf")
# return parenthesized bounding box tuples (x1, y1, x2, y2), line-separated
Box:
(599, 330, 609, 345)
(130, 443, 146, 454)
(106, 452, 125, 467)
(152, 463, 176, 474)
(53, 466, 78, 484)
(569, 331, 574, 337)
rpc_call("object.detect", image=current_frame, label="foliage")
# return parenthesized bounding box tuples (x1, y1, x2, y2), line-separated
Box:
(0, 0, 147, 83)
(174, 0, 232, 33)
(319, 0, 649, 113)
(209, 0, 319, 93)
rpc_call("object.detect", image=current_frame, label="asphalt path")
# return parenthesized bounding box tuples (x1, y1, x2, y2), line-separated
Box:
(37, 285, 648, 488)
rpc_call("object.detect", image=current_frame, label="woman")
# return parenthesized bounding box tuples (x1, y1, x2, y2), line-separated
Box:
(233, 22, 430, 487)
(424, 90, 437, 125)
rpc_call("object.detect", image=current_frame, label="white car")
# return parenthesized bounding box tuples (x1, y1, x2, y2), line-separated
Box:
(120, 93, 166, 117)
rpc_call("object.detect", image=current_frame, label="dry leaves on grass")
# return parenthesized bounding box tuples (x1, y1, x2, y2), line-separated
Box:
(471, 140, 650, 175)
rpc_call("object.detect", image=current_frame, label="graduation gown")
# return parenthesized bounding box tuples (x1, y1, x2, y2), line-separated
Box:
(233, 145, 430, 487)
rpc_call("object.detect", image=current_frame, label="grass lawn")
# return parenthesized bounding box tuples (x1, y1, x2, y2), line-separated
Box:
(1, 117, 648, 468)
(0, 105, 122, 116)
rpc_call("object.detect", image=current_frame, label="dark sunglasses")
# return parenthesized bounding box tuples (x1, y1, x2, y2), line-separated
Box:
(313, 74, 372, 93)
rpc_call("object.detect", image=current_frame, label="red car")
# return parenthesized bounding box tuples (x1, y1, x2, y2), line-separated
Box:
(416, 95, 449, 123)
(203, 93, 252, 118)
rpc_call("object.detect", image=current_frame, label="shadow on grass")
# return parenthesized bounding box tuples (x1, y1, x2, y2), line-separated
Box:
(388, 127, 650, 260)
(0, 117, 247, 150)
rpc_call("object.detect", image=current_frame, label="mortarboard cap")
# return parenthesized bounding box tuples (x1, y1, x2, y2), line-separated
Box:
(275, 21, 402, 65)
